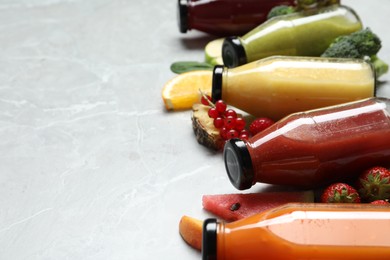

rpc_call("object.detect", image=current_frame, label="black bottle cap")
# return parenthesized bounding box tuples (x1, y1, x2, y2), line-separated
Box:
(222, 36, 247, 68)
(202, 218, 218, 260)
(211, 65, 224, 102)
(177, 0, 188, 33)
(223, 139, 254, 190)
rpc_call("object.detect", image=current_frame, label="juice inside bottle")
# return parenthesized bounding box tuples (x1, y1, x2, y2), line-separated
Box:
(223, 98, 390, 190)
(202, 203, 390, 260)
(212, 56, 375, 120)
(177, 0, 296, 36)
(222, 5, 362, 67)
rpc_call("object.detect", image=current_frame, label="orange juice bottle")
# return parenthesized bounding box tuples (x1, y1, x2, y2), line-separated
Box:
(202, 203, 390, 260)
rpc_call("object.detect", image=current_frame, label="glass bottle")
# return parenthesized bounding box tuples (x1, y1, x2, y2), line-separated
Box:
(223, 97, 390, 190)
(297, 0, 340, 10)
(212, 56, 376, 120)
(222, 4, 362, 67)
(177, 0, 296, 36)
(202, 203, 390, 260)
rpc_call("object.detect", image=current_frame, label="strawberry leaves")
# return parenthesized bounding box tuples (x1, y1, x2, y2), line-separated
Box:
(357, 166, 390, 202)
(321, 183, 361, 203)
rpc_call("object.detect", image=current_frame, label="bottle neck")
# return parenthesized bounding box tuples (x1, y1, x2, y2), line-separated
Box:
(222, 37, 247, 68)
(211, 65, 225, 102)
(177, 0, 188, 33)
(211, 66, 230, 104)
(202, 219, 219, 260)
(223, 139, 254, 190)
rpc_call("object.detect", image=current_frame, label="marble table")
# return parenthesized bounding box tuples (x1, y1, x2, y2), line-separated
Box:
(0, 0, 389, 259)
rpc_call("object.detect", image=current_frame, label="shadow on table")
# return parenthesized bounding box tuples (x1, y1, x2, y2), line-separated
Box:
(179, 34, 219, 50)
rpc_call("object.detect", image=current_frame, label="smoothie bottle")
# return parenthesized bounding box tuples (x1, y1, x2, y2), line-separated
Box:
(212, 56, 375, 120)
(202, 203, 390, 260)
(222, 4, 362, 67)
(177, 0, 295, 36)
(223, 97, 390, 190)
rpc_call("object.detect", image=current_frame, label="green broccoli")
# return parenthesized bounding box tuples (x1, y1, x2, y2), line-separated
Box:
(267, 5, 296, 20)
(371, 55, 389, 79)
(321, 28, 388, 79)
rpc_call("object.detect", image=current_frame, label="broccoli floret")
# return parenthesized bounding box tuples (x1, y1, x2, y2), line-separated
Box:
(321, 38, 361, 58)
(371, 55, 389, 79)
(322, 28, 381, 58)
(321, 28, 388, 78)
(267, 5, 296, 20)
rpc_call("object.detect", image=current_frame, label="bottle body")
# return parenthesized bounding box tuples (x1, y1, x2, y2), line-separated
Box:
(223, 98, 390, 190)
(203, 203, 390, 260)
(222, 5, 362, 67)
(212, 56, 375, 120)
(178, 0, 295, 36)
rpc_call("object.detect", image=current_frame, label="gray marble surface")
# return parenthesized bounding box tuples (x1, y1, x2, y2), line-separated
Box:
(0, 0, 389, 259)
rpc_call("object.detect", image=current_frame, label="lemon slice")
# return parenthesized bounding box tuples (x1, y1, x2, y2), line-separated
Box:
(162, 70, 212, 111)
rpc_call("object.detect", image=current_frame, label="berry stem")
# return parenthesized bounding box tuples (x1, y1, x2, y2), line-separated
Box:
(199, 89, 215, 108)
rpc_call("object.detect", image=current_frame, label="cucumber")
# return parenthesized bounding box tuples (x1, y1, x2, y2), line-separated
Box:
(205, 38, 224, 66)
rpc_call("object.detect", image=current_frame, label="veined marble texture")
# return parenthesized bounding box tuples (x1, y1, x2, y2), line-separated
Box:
(0, 0, 389, 259)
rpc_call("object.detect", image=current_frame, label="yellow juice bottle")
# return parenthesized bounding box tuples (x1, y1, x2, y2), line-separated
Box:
(211, 56, 375, 120)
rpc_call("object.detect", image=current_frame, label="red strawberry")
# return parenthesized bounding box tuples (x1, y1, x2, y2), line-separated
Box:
(357, 166, 390, 202)
(370, 200, 390, 205)
(321, 183, 361, 203)
(249, 117, 274, 136)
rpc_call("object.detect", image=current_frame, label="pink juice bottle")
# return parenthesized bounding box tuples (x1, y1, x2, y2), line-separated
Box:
(223, 97, 390, 190)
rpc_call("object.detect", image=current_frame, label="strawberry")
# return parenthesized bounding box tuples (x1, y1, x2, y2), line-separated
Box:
(357, 166, 390, 202)
(321, 183, 361, 203)
(249, 117, 274, 136)
(370, 200, 390, 205)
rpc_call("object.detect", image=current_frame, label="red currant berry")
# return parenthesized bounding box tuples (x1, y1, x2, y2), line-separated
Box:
(224, 116, 236, 129)
(201, 94, 212, 106)
(239, 133, 250, 141)
(249, 117, 275, 136)
(240, 129, 250, 137)
(234, 117, 246, 131)
(226, 129, 239, 139)
(220, 127, 229, 140)
(215, 100, 227, 113)
(213, 117, 224, 129)
(224, 109, 237, 118)
(208, 107, 219, 119)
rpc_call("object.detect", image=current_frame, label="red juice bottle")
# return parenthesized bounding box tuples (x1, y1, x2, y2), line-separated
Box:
(177, 0, 296, 36)
(223, 97, 390, 190)
(202, 203, 390, 260)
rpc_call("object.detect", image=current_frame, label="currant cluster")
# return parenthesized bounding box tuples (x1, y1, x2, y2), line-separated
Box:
(201, 95, 250, 141)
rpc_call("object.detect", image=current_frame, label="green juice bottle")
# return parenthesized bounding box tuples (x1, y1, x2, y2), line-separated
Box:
(222, 5, 362, 68)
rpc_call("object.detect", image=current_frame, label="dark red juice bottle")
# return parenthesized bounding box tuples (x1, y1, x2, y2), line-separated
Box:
(223, 98, 390, 190)
(177, 0, 296, 36)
